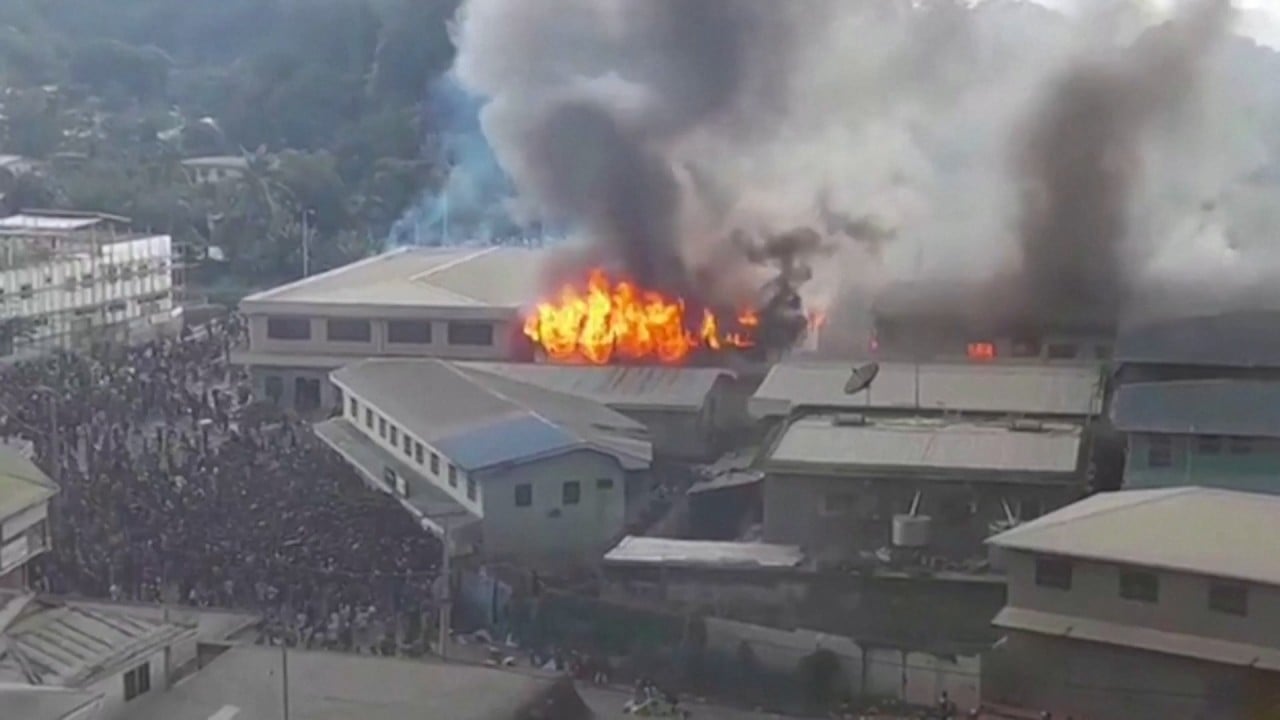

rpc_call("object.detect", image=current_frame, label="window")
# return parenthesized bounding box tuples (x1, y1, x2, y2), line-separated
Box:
(448, 464, 458, 487)
(1197, 436, 1222, 454)
(966, 341, 997, 361)
(267, 317, 311, 340)
(388, 320, 433, 344)
(389, 425, 398, 446)
(80, 272, 94, 288)
(1046, 343, 1078, 359)
(596, 478, 615, 490)
(1147, 436, 1172, 468)
(447, 321, 494, 346)
(1230, 436, 1253, 455)
(1011, 335, 1042, 358)
(415, 442, 424, 465)
(349, 397, 359, 419)
(1119, 570, 1159, 603)
(1034, 556, 1073, 590)
(402, 432, 412, 457)
(466, 476, 476, 500)
(124, 662, 151, 701)
(19, 283, 32, 299)
(379, 417, 387, 439)
(264, 375, 284, 404)
(1209, 581, 1248, 616)
(107, 301, 127, 313)
(431, 453, 441, 476)
(326, 318, 372, 342)
(365, 408, 374, 429)
(562, 480, 581, 506)
(515, 483, 533, 507)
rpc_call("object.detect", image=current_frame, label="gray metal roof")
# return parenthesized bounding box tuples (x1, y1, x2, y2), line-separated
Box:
(1115, 311, 1280, 368)
(989, 487, 1280, 587)
(0, 594, 195, 687)
(331, 359, 651, 472)
(457, 362, 731, 411)
(750, 361, 1104, 419)
(604, 536, 804, 569)
(0, 685, 102, 720)
(766, 415, 1082, 477)
(125, 645, 593, 720)
(0, 448, 57, 520)
(241, 246, 550, 309)
(1111, 379, 1280, 437)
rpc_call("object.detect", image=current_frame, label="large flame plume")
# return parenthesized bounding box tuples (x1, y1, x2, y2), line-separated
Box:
(523, 269, 760, 365)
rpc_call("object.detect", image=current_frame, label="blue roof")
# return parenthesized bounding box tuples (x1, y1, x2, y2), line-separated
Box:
(434, 413, 582, 471)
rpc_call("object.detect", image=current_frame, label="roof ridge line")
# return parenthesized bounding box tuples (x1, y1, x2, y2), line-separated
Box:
(999, 487, 1197, 539)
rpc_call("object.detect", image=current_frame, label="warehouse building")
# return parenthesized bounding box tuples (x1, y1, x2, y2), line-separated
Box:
(233, 246, 548, 412)
(984, 487, 1280, 720)
(1113, 309, 1280, 383)
(0, 448, 58, 590)
(457, 362, 747, 460)
(317, 358, 652, 565)
(0, 211, 178, 361)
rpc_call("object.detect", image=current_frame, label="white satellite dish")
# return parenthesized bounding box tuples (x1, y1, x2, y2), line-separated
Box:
(844, 362, 880, 395)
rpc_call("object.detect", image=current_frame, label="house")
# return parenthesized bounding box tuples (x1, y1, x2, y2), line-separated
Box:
(984, 487, 1280, 720)
(1112, 379, 1280, 494)
(0, 448, 57, 589)
(124, 645, 593, 720)
(0, 593, 197, 720)
(456, 361, 748, 460)
(317, 358, 652, 566)
(0, 211, 178, 361)
(761, 414, 1087, 564)
(179, 156, 250, 185)
(233, 246, 550, 413)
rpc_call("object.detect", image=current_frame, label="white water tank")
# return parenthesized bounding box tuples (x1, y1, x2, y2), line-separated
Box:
(892, 514, 932, 548)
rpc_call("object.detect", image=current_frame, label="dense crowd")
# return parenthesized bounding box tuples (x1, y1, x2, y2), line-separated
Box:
(0, 317, 443, 655)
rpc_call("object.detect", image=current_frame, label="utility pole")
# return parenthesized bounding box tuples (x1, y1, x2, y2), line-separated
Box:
(281, 643, 290, 720)
(438, 528, 451, 660)
(301, 209, 311, 278)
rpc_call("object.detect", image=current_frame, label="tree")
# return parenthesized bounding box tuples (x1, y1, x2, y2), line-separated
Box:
(68, 40, 172, 104)
(3, 90, 64, 159)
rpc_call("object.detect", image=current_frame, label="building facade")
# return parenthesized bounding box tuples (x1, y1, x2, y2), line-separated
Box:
(0, 212, 177, 361)
(233, 247, 548, 413)
(0, 449, 57, 589)
(317, 358, 651, 566)
(985, 488, 1280, 720)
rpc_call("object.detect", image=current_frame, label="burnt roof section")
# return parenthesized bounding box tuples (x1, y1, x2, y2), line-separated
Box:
(1111, 379, 1280, 438)
(1115, 311, 1280, 368)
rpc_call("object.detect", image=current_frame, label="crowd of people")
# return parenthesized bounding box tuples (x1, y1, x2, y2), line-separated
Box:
(0, 316, 444, 655)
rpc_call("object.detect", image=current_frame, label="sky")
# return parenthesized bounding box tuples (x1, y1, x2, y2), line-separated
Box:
(1032, 0, 1280, 47)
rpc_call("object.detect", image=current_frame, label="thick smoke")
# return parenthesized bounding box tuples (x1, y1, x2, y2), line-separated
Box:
(1016, 0, 1233, 325)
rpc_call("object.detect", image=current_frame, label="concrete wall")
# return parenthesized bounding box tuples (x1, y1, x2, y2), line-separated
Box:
(88, 647, 170, 720)
(1004, 551, 1280, 646)
(763, 472, 1080, 562)
(1124, 433, 1280, 494)
(480, 449, 627, 565)
(246, 314, 519, 361)
(249, 365, 339, 413)
(985, 630, 1280, 720)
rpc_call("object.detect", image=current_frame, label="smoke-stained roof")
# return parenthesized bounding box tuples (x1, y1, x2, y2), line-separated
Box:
(1111, 379, 1280, 438)
(331, 359, 651, 472)
(455, 362, 731, 411)
(1115, 311, 1280, 368)
(764, 415, 1082, 479)
(750, 362, 1104, 419)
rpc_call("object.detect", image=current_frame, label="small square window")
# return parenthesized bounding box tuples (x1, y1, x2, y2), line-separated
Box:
(402, 432, 412, 457)
(389, 425, 398, 446)
(515, 483, 532, 507)
(415, 442, 424, 465)
(365, 408, 373, 429)
(1034, 556, 1072, 590)
(1230, 436, 1253, 455)
(19, 283, 32, 299)
(1147, 436, 1172, 468)
(1119, 570, 1159, 603)
(378, 417, 387, 439)
(466, 476, 476, 500)
(596, 478, 614, 490)
(349, 397, 358, 418)
(431, 454, 441, 476)
(1198, 435, 1222, 454)
(562, 481, 581, 506)
(448, 464, 458, 487)
(1209, 582, 1248, 616)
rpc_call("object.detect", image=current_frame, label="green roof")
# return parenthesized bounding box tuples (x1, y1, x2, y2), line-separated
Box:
(0, 449, 57, 519)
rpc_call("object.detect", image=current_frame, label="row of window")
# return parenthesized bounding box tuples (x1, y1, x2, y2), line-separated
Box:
(1147, 435, 1254, 467)
(1034, 557, 1249, 616)
(268, 317, 494, 346)
(513, 478, 613, 508)
(350, 396, 476, 501)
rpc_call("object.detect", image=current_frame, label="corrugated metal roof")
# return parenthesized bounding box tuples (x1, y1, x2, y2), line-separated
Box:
(767, 416, 1082, 477)
(331, 359, 651, 472)
(988, 487, 1280, 586)
(0, 595, 194, 686)
(0, 214, 102, 232)
(1116, 311, 1280, 368)
(242, 246, 550, 309)
(750, 362, 1104, 419)
(0, 686, 103, 720)
(0, 449, 57, 520)
(994, 606, 1280, 671)
(456, 362, 730, 411)
(1111, 380, 1280, 437)
(604, 536, 804, 569)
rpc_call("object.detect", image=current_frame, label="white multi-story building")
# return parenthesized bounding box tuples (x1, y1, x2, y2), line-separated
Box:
(0, 211, 179, 361)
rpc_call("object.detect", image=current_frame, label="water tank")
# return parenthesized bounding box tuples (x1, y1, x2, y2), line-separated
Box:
(892, 514, 932, 548)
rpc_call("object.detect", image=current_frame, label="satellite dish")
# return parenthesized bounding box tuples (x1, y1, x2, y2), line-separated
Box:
(845, 362, 880, 395)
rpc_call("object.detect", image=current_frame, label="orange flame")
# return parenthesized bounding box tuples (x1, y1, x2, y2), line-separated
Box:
(523, 268, 758, 365)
